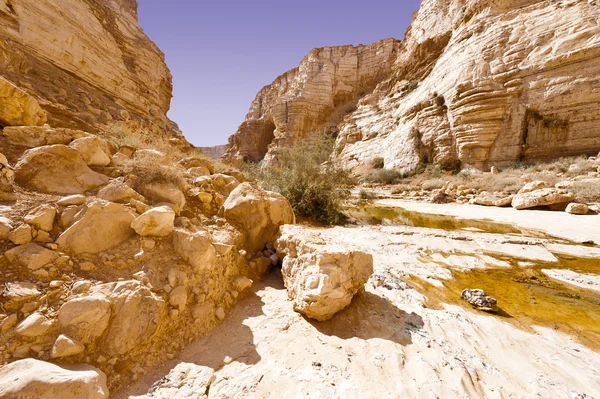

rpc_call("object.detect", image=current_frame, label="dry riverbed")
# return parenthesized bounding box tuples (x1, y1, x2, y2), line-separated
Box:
(123, 202, 600, 399)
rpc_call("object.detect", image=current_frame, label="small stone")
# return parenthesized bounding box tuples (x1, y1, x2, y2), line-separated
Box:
(566, 203, 589, 215)
(0, 314, 18, 332)
(15, 312, 53, 337)
(131, 206, 175, 237)
(197, 192, 213, 203)
(5, 243, 59, 270)
(34, 230, 53, 243)
(79, 261, 96, 271)
(169, 286, 188, 311)
(0, 216, 13, 240)
(24, 204, 57, 232)
(461, 289, 498, 313)
(215, 307, 225, 320)
(57, 194, 86, 206)
(51, 334, 85, 358)
(72, 280, 92, 294)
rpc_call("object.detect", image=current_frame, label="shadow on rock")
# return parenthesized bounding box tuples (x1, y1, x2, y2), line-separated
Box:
(308, 291, 424, 346)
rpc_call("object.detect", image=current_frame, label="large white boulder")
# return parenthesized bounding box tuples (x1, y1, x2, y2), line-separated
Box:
(0, 358, 108, 399)
(131, 206, 175, 237)
(57, 296, 112, 344)
(172, 229, 216, 270)
(275, 225, 374, 321)
(223, 183, 295, 252)
(511, 188, 575, 210)
(69, 136, 111, 166)
(14, 145, 109, 194)
(24, 204, 57, 232)
(56, 201, 136, 254)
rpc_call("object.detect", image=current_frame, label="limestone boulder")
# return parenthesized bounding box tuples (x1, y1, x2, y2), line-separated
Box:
(0, 77, 47, 127)
(69, 137, 111, 167)
(8, 224, 32, 245)
(173, 229, 216, 270)
(223, 183, 295, 252)
(92, 281, 165, 356)
(511, 189, 576, 210)
(57, 296, 111, 344)
(461, 289, 498, 313)
(14, 145, 109, 194)
(24, 204, 57, 232)
(566, 203, 590, 215)
(56, 201, 136, 254)
(129, 363, 214, 399)
(0, 216, 13, 240)
(518, 181, 548, 194)
(57, 194, 86, 206)
(179, 157, 215, 174)
(139, 182, 186, 210)
(131, 206, 175, 237)
(0, 358, 108, 399)
(51, 334, 85, 359)
(2, 282, 41, 312)
(2, 126, 88, 148)
(97, 180, 144, 204)
(5, 243, 59, 270)
(275, 225, 374, 321)
(15, 312, 54, 337)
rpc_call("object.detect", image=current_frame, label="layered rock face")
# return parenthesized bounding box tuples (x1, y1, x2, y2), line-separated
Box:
(0, 0, 175, 134)
(224, 38, 400, 162)
(336, 0, 600, 171)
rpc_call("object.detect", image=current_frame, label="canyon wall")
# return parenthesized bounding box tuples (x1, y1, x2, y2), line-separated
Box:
(0, 0, 177, 135)
(229, 0, 600, 172)
(224, 38, 400, 162)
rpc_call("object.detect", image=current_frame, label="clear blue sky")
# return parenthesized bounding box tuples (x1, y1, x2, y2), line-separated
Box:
(138, 0, 421, 147)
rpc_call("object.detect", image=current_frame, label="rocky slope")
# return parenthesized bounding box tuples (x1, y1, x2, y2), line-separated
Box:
(224, 38, 400, 162)
(0, 0, 177, 136)
(228, 0, 600, 172)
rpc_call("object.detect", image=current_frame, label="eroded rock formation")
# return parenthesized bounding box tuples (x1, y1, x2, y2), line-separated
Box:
(0, 0, 176, 135)
(224, 38, 400, 162)
(229, 0, 600, 172)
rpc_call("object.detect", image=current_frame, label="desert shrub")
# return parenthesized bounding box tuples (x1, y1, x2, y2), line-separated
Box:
(364, 169, 404, 184)
(370, 157, 385, 169)
(420, 179, 447, 191)
(571, 180, 600, 202)
(124, 152, 187, 190)
(254, 135, 351, 225)
(359, 189, 376, 200)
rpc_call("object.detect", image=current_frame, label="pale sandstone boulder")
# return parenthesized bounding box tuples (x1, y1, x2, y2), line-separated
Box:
(511, 189, 576, 210)
(173, 229, 216, 270)
(5, 243, 59, 270)
(57, 194, 86, 206)
(169, 286, 188, 311)
(179, 157, 215, 174)
(2, 126, 87, 148)
(92, 281, 165, 356)
(24, 204, 57, 232)
(518, 181, 548, 194)
(69, 136, 111, 166)
(0, 77, 47, 127)
(130, 363, 215, 399)
(275, 225, 374, 321)
(3, 282, 41, 312)
(57, 296, 111, 344)
(14, 145, 109, 194)
(0, 358, 108, 399)
(97, 180, 145, 203)
(14, 312, 54, 337)
(51, 334, 85, 358)
(8, 223, 33, 245)
(223, 183, 295, 252)
(187, 166, 211, 178)
(0, 216, 14, 240)
(111, 152, 130, 167)
(139, 182, 186, 210)
(56, 201, 136, 254)
(566, 203, 590, 215)
(131, 206, 175, 237)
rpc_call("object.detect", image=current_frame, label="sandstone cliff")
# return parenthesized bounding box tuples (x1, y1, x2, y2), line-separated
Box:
(224, 38, 400, 162)
(229, 0, 600, 172)
(0, 0, 176, 135)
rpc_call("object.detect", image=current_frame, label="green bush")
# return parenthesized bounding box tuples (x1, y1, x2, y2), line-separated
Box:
(253, 135, 351, 225)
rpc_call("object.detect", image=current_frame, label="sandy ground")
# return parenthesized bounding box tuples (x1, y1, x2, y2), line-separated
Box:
(122, 208, 600, 398)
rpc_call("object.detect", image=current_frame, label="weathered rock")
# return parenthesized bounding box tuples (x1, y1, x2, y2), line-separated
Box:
(0, 77, 46, 127)
(130, 363, 214, 399)
(56, 201, 136, 254)
(51, 334, 85, 359)
(0, 358, 108, 399)
(2, 126, 87, 148)
(275, 225, 374, 321)
(5, 243, 59, 270)
(169, 286, 188, 312)
(92, 281, 165, 356)
(172, 229, 216, 270)
(131, 206, 175, 237)
(14, 145, 109, 194)
(0, 216, 12, 240)
(494, 196, 514, 207)
(223, 183, 295, 252)
(461, 289, 498, 313)
(24, 204, 57, 232)
(57, 194, 86, 206)
(8, 223, 32, 245)
(511, 189, 575, 210)
(97, 180, 144, 204)
(69, 137, 111, 167)
(178, 157, 215, 174)
(519, 181, 548, 194)
(2, 282, 41, 312)
(15, 312, 53, 337)
(566, 203, 590, 215)
(57, 296, 111, 344)
(138, 182, 186, 210)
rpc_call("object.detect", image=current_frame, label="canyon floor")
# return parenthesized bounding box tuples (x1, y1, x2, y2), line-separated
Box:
(122, 200, 600, 399)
